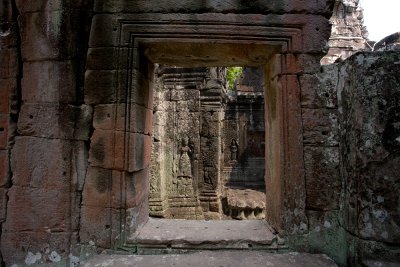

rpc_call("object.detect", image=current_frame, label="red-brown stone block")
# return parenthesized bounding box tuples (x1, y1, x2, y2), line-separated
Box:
(15, 0, 63, 12)
(89, 129, 151, 172)
(22, 61, 76, 103)
(3, 186, 70, 232)
(0, 188, 7, 222)
(125, 168, 149, 209)
(18, 11, 76, 61)
(86, 47, 129, 70)
(300, 66, 338, 109)
(18, 103, 92, 140)
(126, 195, 149, 234)
(11, 136, 73, 189)
(0, 150, 9, 187)
(93, 0, 333, 16)
(0, 78, 16, 114)
(283, 53, 323, 74)
(82, 167, 123, 209)
(304, 146, 340, 211)
(84, 70, 119, 104)
(16, 0, 93, 12)
(88, 129, 125, 170)
(79, 206, 122, 248)
(0, 113, 9, 149)
(0, 48, 18, 79)
(302, 108, 338, 146)
(93, 103, 152, 134)
(278, 74, 307, 233)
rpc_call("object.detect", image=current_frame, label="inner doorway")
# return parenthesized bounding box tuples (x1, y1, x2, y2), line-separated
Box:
(149, 65, 267, 221)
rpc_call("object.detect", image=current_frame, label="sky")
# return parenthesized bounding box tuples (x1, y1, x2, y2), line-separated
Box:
(360, 0, 400, 42)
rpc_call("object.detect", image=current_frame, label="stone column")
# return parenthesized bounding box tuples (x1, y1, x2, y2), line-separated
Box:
(199, 67, 227, 219)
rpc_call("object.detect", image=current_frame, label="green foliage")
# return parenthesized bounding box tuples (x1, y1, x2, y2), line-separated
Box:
(226, 67, 243, 90)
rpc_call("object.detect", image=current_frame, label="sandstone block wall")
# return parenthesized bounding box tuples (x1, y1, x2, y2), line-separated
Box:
(290, 51, 400, 266)
(0, 0, 94, 265)
(1, 0, 398, 266)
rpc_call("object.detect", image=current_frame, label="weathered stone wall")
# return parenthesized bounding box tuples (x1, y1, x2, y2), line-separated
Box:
(150, 67, 204, 219)
(0, 0, 94, 265)
(338, 51, 400, 264)
(290, 51, 400, 266)
(283, 53, 344, 265)
(0, 1, 19, 264)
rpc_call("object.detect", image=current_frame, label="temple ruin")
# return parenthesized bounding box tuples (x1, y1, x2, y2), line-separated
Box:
(0, 0, 399, 266)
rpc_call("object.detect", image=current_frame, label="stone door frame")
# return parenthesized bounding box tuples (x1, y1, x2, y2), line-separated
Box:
(84, 13, 319, 246)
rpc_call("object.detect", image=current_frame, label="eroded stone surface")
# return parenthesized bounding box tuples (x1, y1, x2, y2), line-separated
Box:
(338, 51, 400, 261)
(130, 218, 276, 248)
(225, 188, 266, 220)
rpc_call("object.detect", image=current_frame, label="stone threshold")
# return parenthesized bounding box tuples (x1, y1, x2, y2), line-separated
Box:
(82, 251, 338, 267)
(127, 218, 286, 253)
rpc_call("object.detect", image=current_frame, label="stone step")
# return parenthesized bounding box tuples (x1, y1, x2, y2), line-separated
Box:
(127, 218, 286, 254)
(82, 251, 338, 267)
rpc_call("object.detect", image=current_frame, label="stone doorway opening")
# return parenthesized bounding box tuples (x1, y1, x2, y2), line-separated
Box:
(149, 65, 266, 220)
(149, 65, 267, 221)
(126, 41, 287, 250)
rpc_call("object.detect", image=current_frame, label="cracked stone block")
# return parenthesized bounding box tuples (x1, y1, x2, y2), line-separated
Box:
(3, 185, 71, 232)
(0, 150, 9, 187)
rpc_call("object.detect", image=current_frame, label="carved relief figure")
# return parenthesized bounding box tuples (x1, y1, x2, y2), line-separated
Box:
(230, 139, 239, 161)
(178, 136, 192, 177)
(203, 166, 216, 189)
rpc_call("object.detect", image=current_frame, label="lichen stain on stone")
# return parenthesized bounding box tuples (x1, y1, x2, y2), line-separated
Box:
(372, 209, 388, 223)
(91, 136, 105, 163)
(24, 252, 42, 265)
(382, 94, 400, 151)
(49, 251, 61, 263)
(95, 169, 110, 193)
(45, 9, 63, 40)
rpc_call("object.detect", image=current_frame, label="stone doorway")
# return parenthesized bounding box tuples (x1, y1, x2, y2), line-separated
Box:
(83, 14, 310, 246)
(149, 65, 267, 221)
(128, 41, 285, 249)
